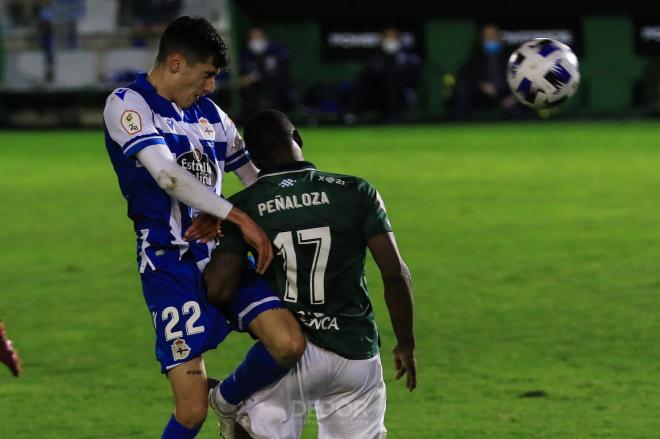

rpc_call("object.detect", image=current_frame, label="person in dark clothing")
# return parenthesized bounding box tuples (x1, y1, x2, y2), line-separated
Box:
(36, 0, 55, 82)
(452, 24, 522, 121)
(238, 28, 294, 123)
(352, 28, 422, 122)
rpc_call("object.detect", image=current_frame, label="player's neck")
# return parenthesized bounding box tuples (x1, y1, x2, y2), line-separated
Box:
(262, 158, 293, 172)
(261, 151, 305, 172)
(146, 67, 175, 102)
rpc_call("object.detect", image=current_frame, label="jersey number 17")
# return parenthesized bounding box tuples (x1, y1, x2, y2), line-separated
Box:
(273, 226, 331, 305)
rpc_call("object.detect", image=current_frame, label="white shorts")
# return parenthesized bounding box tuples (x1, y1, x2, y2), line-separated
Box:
(237, 340, 387, 439)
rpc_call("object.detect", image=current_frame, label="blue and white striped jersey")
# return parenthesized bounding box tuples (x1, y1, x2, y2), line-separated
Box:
(103, 73, 257, 273)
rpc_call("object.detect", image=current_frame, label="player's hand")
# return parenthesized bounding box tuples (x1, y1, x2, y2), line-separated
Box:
(184, 213, 222, 244)
(393, 345, 417, 391)
(240, 219, 273, 274)
(228, 208, 273, 274)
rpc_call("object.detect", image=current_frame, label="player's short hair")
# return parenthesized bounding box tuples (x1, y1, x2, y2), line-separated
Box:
(156, 16, 229, 69)
(244, 110, 302, 166)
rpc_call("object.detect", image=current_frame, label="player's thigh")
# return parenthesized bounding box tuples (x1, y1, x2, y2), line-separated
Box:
(222, 265, 284, 333)
(316, 381, 387, 439)
(237, 367, 309, 439)
(141, 259, 230, 373)
(315, 353, 387, 439)
(237, 341, 331, 438)
(248, 306, 301, 340)
(248, 308, 306, 366)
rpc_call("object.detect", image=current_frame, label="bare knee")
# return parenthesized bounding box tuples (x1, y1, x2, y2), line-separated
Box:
(271, 329, 306, 368)
(250, 309, 308, 367)
(175, 400, 208, 429)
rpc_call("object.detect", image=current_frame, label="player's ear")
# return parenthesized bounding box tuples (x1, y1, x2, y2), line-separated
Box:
(293, 129, 303, 149)
(168, 53, 185, 73)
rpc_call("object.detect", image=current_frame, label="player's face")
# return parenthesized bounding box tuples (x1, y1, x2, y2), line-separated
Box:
(172, 57, 219, 108)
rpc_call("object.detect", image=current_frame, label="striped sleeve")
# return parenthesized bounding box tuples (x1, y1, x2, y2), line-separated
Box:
(103, 89, 166, 159)
(209, 100, 258, 184)
(214, 107, 249, 172)
(224, 143, 251, 172)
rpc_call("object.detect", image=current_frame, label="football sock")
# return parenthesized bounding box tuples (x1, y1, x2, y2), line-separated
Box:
(219, 341, 289, 405)
(162, 414, 201, 439)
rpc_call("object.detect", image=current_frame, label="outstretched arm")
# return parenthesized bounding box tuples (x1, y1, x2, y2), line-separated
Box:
(367, 232, 416, 391)
(137, 145, 272, 273)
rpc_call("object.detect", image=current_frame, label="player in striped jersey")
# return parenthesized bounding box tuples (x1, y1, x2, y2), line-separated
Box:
(103, 17, 305, 438)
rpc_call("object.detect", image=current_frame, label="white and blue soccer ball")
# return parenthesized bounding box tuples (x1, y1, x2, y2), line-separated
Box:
(506, 38, 580, 109)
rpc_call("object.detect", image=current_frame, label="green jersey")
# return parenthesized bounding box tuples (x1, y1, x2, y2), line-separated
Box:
(218, 161, 392, 359)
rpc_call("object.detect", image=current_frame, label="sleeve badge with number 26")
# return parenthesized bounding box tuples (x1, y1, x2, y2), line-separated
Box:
(121, 110, 142, 135)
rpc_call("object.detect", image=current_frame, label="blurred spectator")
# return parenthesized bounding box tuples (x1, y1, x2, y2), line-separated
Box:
(57, 0, 84, 49)
(301, 79, 355, 125)
(5, 1, 33, 28)
(35, 0, 84, 82)
(36, 0, 55, 82)
(452, 24, 523, 121)
(130, 0, 182, 47)
(350, 28, 422, 122)
(238, 28, 294, 123)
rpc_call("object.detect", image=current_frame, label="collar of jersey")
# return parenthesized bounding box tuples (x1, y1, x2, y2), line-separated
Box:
(134, 73, 158, 95)
(257, 161, 317, 181)
(133, 73, 185, 119)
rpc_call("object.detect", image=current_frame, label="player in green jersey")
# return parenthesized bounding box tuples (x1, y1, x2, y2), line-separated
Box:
(204, 110, 416, 438)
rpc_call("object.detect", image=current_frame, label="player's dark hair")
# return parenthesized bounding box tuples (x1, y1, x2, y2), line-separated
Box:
(156, 16, 229, 69)
(243, 110, 302, 169)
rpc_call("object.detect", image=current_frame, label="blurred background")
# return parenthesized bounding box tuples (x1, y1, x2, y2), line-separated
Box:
(4, 3, 660, 438)
(1, 0, 660, 128)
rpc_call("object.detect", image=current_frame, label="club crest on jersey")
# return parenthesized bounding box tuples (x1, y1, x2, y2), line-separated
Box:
(171, 338, 191, 361)
(229, 134, 244, 155)
(177, 149, 218, 188)
(198, 117, 215, 139)
(121, 110, 142, 135)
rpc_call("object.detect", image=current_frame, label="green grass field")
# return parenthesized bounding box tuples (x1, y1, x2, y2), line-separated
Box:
(2, 121, 660, 438)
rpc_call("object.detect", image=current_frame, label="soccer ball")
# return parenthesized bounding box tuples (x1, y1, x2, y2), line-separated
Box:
(506, 38, 580, 109)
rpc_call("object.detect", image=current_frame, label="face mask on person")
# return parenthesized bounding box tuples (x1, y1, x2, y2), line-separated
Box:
(483, 40, 503, 54)
(249, 38, 268, 55)
(382, 39, 401, 54)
